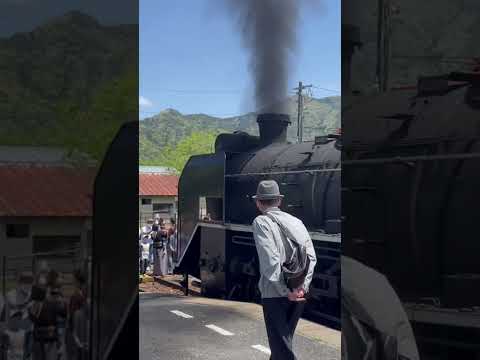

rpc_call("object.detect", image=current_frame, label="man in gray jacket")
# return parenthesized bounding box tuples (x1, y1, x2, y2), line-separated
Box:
(252, 180, 317, 360)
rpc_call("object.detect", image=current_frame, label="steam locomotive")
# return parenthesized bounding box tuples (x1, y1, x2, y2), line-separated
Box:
(340, 20, 480, 357)
(175, 113, 341, 325)
(342, 73, 480, 357)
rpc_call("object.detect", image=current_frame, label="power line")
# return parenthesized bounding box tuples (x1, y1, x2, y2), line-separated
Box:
(311, 85, 341, 93)
(147, 85, 340, 95)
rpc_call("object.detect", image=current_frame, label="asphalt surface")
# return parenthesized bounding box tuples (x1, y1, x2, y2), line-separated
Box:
(140, 293, 340, 360)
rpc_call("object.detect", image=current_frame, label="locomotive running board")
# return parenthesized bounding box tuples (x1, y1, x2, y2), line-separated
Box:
(176, 221, 340, 267)
(197, 221, 340, 242)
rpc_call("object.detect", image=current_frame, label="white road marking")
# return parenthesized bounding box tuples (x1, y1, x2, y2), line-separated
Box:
(205, 324, 235, 336)
(170, 310, 193, 319)
(251, 345, 271, 355)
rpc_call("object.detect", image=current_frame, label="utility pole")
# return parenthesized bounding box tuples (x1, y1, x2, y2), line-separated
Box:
(293, 81, 312, 143)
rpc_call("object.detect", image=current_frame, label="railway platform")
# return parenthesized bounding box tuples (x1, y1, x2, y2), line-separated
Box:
(139, 292, 340, 360)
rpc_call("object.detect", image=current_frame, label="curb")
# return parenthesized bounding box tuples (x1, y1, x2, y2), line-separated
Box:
(154, 276, 201, 296)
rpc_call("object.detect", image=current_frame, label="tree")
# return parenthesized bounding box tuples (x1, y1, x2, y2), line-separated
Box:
(160, 130, 220, 172)
(57, 69, 137, 161)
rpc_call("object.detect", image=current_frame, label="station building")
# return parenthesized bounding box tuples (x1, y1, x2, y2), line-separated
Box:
(0, 146, 96, 278)
(139, 166, 179, 227)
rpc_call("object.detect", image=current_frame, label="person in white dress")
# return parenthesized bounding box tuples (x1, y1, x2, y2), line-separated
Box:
(139, 235, 152, 275)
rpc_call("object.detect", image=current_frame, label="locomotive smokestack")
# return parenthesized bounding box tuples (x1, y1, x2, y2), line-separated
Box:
(257, 113, 291, 144)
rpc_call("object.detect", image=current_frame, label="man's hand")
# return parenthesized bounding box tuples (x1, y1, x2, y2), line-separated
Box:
(287, 290, 297, 301)
(287, 288, 306, 302)
(297, 288, 305, 298)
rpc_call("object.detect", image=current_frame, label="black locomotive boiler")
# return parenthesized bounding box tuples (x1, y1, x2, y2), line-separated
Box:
(342, 72, 480, 357)
(175, 113, 341, 325)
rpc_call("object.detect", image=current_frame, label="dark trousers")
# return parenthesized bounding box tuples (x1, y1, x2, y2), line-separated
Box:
(140, 259, 149, 275)
(262, 297, 305, 360)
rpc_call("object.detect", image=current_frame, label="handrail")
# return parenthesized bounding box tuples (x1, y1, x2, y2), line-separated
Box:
(343, 152, 480, 166)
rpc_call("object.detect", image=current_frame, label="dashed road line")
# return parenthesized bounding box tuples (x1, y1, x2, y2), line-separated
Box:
(170, 310, 194, 319)
(251, 344, 271, 355)
(205, 324, 235, 336)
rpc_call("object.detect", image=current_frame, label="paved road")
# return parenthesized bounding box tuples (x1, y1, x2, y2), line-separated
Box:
(140, 293, 340, 360)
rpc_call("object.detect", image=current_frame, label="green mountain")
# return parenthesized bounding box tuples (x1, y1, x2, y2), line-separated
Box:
(140, 96, 340, 165)
(0, 11, 137, 160)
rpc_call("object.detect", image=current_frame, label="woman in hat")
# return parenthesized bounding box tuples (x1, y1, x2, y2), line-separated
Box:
(153, 219, 169, 276)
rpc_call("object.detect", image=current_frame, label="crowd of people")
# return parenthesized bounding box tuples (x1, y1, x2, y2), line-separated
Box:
(139, 217, 177, 276)
(0, 264, 89, 360)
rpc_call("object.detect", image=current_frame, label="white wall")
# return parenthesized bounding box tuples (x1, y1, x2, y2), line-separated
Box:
(0, 216, 89, 273)
(139, 195, 177, 226)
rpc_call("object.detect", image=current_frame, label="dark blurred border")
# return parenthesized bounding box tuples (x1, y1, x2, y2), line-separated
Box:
(0, 1, 138, 360)
(342, 1, 480, 359)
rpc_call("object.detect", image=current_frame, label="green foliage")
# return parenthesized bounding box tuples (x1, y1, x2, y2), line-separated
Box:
(65, 69, 137, 161)
(21, 69, 137, 162)
(0, 69, 136, 163)
(0, 12, 137, 163)
(158, 130, 220, 172)
(139, 96, 341, 166)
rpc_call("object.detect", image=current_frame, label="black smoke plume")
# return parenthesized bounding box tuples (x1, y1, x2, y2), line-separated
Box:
(226, 0, 299, 113)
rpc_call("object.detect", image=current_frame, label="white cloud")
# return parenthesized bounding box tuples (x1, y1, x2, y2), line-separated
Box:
(139, 96, 153, 107)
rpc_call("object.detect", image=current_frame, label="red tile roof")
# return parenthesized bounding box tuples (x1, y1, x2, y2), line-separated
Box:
(0, 164, 96, 217)
(139, 173, 178, 196)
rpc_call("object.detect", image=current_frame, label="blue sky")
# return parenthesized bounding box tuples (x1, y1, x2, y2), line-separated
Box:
(140, 0, 340, 119)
